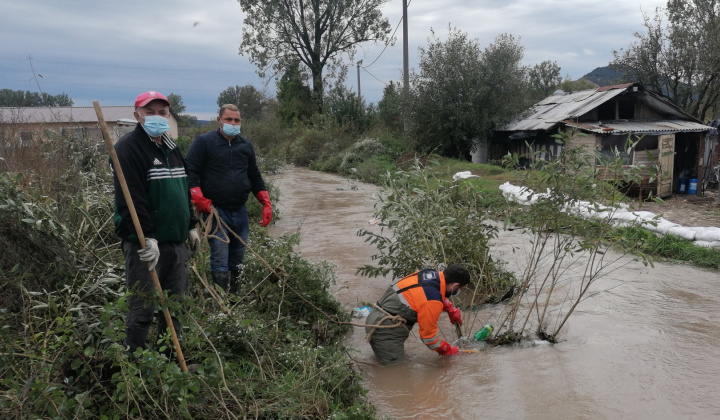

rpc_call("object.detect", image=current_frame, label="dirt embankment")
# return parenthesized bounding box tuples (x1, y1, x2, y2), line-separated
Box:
(629, 191, 720, 228)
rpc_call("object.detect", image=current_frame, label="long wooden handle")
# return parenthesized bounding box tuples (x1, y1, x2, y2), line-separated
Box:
(94, 101, 187, 372)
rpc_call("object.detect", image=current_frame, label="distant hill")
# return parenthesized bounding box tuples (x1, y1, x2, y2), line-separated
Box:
(582, 66, 631, 87)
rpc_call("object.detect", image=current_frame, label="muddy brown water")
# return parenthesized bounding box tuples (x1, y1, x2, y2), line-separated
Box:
(269, 166, 720, 420)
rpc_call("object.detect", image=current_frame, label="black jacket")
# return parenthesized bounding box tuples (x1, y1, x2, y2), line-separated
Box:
(185, 129, 266, 209)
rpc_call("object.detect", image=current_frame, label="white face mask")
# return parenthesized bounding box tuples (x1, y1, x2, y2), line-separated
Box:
(451, 288, 462, 297)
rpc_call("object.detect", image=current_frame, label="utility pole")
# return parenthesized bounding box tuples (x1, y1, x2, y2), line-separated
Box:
(402, 0, 409, 131)
(357, 61, 362, 99)
(402, 0, 409, 95)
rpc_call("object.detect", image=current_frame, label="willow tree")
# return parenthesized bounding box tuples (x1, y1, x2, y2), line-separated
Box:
(612, 0, 720, 121)
(237, 0, 392, 112)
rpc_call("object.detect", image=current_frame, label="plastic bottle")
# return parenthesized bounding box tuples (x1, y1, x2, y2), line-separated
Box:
(473, 324, 494, 341)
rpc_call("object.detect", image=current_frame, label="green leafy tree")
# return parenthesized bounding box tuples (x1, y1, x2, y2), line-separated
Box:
(323, 83, 372, 133)
(166, 92, 186, 118)
(0, 89, 73, 107)
(43, 92, 73, 107)
(408, 28, 530, 159)
(276, 63, 315, 123)
(558, 77, 599, 93)
(528, 60, 562, 100)
(611, 0, 720, 121)
(217, 85, 269, 121)
(237, 0, 393, 112)
(376, 81, 402, 132)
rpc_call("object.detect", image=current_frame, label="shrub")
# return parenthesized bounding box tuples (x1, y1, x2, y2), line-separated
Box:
(357, 161, 514, 305)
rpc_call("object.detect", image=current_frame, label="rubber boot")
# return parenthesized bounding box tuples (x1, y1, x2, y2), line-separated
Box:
(229, 270, 241, 294)
(211, 271, 230, 292)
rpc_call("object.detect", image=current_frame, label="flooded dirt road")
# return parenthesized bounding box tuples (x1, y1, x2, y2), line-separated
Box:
(269, 166, 720, 419)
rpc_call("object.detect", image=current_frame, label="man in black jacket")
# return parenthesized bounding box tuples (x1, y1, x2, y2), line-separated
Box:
(112, 90, 200, 354)
(185, 104, 272, 292)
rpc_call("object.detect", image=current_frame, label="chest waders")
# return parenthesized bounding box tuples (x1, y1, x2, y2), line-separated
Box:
(365, 270, 440, 364)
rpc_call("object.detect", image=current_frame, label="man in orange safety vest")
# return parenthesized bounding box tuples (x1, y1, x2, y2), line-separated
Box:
(365, 264, 469, 364)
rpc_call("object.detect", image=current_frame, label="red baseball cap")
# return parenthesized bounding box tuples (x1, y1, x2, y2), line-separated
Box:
(134, 91, 171, 108)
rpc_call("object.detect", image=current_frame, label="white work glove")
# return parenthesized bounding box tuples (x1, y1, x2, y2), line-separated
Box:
(188, 228, 200, 258)
(137, 238, 160, 271)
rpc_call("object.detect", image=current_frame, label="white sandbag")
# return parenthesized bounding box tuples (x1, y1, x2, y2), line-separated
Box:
(453, 171, 478, 181)
(627, 211, 659, 222)
(691, 240, 720, 248)
(694, 227, 720, 243)
(497, 182, 717, 248)
(651, 220, 681, 234)
(666, 226, 700, 241)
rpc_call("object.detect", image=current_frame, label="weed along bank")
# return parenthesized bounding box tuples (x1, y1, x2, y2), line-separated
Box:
(489, 83, 714, 198)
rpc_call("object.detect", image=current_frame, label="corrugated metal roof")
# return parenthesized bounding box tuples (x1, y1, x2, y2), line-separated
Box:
(0, 106, 135, 123)
(562, 119, 713, 134)
(505, 87, 628, 131)
(503, 83, 700, 132)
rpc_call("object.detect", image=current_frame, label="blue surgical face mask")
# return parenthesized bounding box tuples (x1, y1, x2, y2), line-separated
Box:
(451, 287, 462, 297)
(142, 115, 170, 138)
(222, 123, 241, 137)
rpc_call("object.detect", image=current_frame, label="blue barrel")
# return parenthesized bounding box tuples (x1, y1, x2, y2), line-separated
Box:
(688, 178, 698, 195)
(679, 178, 687, 194)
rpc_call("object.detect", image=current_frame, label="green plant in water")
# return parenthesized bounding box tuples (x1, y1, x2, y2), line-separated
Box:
(495, 130, 655, 343)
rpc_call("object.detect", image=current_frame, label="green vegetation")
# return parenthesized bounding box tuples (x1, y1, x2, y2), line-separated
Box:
(0, 135, 374, 419)
(612, 0, 720, 121)
(407, 28, 530, 158)
(0, 88, 73, 107)
(356, 160, 516, 314)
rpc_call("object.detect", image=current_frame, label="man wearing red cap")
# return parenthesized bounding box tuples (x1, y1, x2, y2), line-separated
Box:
(111, 91, 200, 355)
(185, 104, 272, 292)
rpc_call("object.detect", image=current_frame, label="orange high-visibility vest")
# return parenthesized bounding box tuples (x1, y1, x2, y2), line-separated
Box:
(392, 269, 447, 351)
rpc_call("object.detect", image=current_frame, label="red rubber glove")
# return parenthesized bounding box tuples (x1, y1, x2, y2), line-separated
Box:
(255, 191, 272, 227)
(190, 187, 213, 214)
(442, 298, 462, 325)
(434, 340, 460, 356)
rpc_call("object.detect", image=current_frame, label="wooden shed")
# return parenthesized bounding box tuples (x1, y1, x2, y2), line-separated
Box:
(487, 83, 713, 198)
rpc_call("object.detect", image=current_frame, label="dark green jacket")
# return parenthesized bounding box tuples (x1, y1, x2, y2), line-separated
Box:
(112, 124, 196, 243)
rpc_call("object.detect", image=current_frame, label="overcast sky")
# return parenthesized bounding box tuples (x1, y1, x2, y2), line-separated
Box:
(1, 0, 666, 119)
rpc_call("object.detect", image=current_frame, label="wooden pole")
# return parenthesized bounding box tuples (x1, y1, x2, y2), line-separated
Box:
(93, 101, 187, 372)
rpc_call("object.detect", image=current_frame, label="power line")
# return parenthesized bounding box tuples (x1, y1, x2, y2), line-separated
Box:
(361, 0, 411, 69)
(361, 66, 390, 87)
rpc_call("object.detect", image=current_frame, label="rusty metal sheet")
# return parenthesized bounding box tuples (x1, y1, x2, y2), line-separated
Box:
(562, 119, 713, 134)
